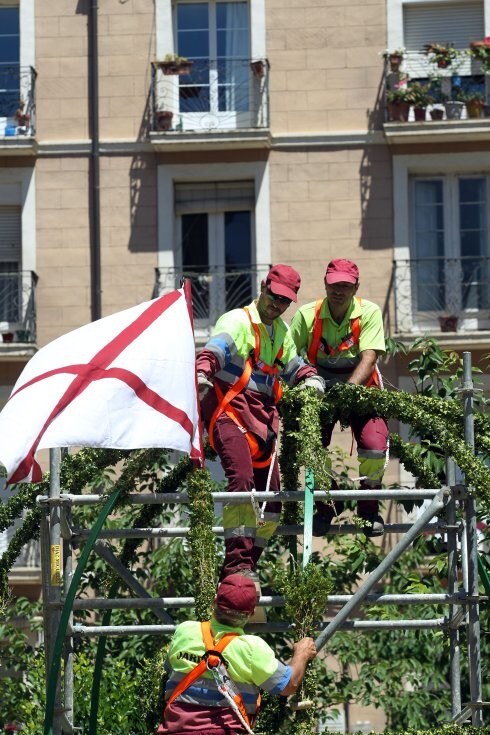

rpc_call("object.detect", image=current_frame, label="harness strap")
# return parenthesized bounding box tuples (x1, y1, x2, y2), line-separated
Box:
(166, 622, 238, 709)
(307, 297, 379, 387)
(208, 307, 284, 468)
(165, 621, 255, 732)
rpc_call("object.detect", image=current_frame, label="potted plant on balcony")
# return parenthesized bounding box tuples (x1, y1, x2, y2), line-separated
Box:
(462, 90, 485, 118)
(250, 59, 267, 78)
(406, 81, 432, 121)
(469, 37, 490, 73)
(155, 110, 173, 131)
(157, 53, 193, 76)
(15, 99, 30, 129)
(386, 85, 411, 122)
(424, 42, 460, 69)
(383, 48, 405, 72)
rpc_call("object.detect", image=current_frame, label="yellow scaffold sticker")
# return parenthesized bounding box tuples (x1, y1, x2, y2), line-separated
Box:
(51, 544, 61, 585)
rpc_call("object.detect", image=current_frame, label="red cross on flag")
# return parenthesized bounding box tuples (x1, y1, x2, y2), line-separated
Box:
(0, 283, 203, 484)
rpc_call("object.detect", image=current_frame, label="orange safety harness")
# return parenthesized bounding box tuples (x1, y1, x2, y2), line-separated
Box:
(307, 297, 379, 387)
(208, 307, 284, 468)
(165, 620, 259, 733)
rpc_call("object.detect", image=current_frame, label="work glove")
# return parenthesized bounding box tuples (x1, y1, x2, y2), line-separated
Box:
(297, 375, 325, 396)
(197, 371, 214, 400)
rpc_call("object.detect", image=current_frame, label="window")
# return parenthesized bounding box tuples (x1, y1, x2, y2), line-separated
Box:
(177, 1, 250, 115)
(0, 6, 20, 118)
(156, 0, 267, 130)
(0, 205, 21, 324)
(411, 175, 490, 324)
(157, 161, 271, 337)
(175, 181, 255, 325)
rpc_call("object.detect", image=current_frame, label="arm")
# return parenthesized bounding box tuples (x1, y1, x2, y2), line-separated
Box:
(346, 348, 378, 386)
(280, 637, 317, 697)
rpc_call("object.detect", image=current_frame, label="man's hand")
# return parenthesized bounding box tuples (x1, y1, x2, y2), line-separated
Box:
(280, 636, 317, 696)
(197, 372, 214, 400)
(293, 636, 317, 663)
(297, 375, 325, 396)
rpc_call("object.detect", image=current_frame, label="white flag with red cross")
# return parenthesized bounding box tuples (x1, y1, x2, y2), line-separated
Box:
(0, 284, 203, 484)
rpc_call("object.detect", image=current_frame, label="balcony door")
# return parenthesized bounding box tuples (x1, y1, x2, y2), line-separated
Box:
(411, 176, 490, 330)
(174, 0, 252, 129)
(0, 7, 20, 120)
(175, 180, 259, 332)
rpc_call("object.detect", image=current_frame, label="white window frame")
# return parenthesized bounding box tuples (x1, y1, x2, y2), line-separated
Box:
(157, 161, 271, 338)
(0, 0, 35, 102)
(393, 152, 490, 334)
(387, 0, 490, 83)
(155, 0, 265, 130)
(0, 167, 36, 332)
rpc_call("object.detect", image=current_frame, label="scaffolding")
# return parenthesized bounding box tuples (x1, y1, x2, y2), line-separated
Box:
(39, 353, 488, 734)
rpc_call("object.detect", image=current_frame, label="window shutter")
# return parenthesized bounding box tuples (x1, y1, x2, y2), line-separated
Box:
(403, 2, 484, 51)
(175, 181, 255, 215)
(0, 205, 21, 263)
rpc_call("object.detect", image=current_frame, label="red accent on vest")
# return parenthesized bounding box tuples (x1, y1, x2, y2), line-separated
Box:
(307, 297, 379, 387)
(208, 307, 284, 468)
(164, 621, 259, 729)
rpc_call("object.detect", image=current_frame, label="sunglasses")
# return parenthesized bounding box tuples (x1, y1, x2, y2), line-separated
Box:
(266, 287, 292, 306)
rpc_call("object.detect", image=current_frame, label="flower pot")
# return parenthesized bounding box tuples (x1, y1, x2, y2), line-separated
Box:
(413, 106, 427, 121)
(2, 332, 14, 343)
(387, 100, 410, 122)
(250, 60, 266, 78)
(466, 100, 484, 119)
(430, 108, 444, 120)
(155, 110, 173, 131)
(444, 101, 464, 120)
(388, 53, 403, 72)
(158, 60, 193, 76)
(439, 315, 458, 332)
(436, 59, 450, 68)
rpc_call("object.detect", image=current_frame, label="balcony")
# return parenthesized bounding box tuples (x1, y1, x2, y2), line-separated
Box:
(149, 58, 270, 151)
(0, 270, 38, 358)
(0, 65, 37, 155)
(383, 50, 490, 145)
(393, 256, 490, 344)
(154, 264, 270, 340)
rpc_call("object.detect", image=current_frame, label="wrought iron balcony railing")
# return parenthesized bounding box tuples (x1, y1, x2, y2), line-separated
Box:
(393, 256, 490, 333)
(0, 270, 38, 343)
(150, 58, 269, 133)
(154, 264, 271, 333)
(0, 65, 37, 138)
(384, 50, 488, 123)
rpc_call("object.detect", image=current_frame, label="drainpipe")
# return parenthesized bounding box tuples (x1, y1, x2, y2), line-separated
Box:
(88, 0, 102, 321)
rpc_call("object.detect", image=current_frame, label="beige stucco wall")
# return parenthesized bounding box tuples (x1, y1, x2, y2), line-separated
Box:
(267, 0, 387, 133)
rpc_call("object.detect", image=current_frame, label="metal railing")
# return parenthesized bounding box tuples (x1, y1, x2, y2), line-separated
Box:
(0, 64, 37, 137)
(154, 264, 270, 328)
(150, 57, 270, 133)
(384, 50, 488, 122)
(393, 256, 490, 333)
(0, 270, 38, 343)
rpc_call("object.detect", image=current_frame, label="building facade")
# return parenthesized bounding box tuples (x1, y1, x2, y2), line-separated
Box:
(1, 0, 489, 727)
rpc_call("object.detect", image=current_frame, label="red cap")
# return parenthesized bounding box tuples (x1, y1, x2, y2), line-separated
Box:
(216, 574, 257, 615)
(266, 264, 301, 303)
(325, 259, 359, 285)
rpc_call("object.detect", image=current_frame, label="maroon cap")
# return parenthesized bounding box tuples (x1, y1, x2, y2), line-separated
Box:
(325, 259, 359, 285)
(266, 264, 301, 303)
(216, 574, 257, 615)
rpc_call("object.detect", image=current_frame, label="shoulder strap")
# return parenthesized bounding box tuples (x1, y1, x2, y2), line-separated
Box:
(166, 621, 239, 710)
(307, 299, 325, 364)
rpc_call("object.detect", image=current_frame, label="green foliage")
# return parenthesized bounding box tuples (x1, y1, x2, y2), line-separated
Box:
(186, 467, 218, 620)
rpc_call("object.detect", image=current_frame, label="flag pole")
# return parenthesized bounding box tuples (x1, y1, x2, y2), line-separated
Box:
(183, 278, 205, 469)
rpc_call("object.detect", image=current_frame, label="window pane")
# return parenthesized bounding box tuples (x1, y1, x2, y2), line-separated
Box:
(459, 177, 489, 309)
(225, 210, 252, 309)
(177, 3, 209, 30)
(182, 213, 209, 319)
(0, 7, 20, 118)
(413, 180, 445, 311)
